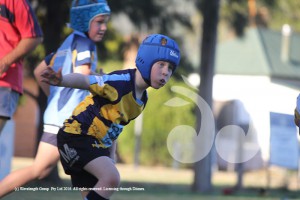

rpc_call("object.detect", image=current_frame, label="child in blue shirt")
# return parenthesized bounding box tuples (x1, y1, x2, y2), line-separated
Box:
(0, 0, 111, 198)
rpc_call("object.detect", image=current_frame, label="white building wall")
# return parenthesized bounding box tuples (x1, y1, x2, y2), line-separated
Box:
(213, 74, 299, 162)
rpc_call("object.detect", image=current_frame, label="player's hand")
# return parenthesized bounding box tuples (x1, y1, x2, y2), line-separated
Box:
(90, 68, 106, 76)
(99, 68, 105, 75)
(0, 59, 10, 77)
(294, 109, 300, 127)
(41, 66, 62, 86)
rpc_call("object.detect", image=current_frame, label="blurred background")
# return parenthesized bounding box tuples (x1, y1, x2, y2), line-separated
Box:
(2, 0, 300, 199)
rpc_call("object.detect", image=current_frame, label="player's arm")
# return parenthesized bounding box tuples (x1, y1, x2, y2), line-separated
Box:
(34, 53, 55, 96)
(90, 68, 105, 76)
(41, 66, 90, 90)
(0, 37, 42, 76)
(34, 60, 50, 96)
(73, 64, 91, 75)
(74, 63, 105, 76)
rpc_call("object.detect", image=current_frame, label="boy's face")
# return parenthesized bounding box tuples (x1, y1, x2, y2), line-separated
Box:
(88, 15, 110, 42)
(150, 61, 174, 89)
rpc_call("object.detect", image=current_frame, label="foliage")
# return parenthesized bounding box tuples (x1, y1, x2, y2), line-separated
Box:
(98, 60, 123, 73)
(220, 0, 300, 36)
(96, 23, 125, 62)
(220, 0, 249, 37)
(260, 0, 300, 32)
(109, 0, 192, 32)
(118, 78, 196, 166)
(109, 0, 161, 29)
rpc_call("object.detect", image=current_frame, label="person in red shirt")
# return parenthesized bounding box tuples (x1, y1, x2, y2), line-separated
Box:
(0, 0, 43, 134)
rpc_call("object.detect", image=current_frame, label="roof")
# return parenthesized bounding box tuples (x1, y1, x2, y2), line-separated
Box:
(215, 27, 300, 80)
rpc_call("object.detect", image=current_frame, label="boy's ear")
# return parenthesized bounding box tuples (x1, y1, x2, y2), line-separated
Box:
(295, 109, 300, 127)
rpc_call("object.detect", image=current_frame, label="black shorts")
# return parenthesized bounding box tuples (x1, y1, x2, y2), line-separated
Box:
(40, 124, 61, 146)
(57, 130, 110, 187)
(41, 132, 57, 146)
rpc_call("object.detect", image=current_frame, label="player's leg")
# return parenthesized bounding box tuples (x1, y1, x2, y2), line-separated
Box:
(0, 162, 34, 197)
(32, 141, 60, 180)
(33, 131, 60, 179)
(0, 143, 59, 197)
(57, 131, 119, 200)
(0, 133, 59, 198)
(83, 156, 120, 200)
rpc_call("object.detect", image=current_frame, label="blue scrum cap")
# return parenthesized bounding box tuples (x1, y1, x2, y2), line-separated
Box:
(135, 34, 181, 85)
(70, 0, 111, 32)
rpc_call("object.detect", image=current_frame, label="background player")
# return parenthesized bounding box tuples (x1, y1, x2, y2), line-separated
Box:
(0, 0, 111, 197)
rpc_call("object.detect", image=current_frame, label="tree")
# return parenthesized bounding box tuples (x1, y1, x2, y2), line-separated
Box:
(192, 0, 220, 192)
(32, 0, 70, 183)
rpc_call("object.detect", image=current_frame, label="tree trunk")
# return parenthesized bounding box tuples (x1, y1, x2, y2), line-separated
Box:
(192, 0, 220, 193)
(35, 0, 68, 183)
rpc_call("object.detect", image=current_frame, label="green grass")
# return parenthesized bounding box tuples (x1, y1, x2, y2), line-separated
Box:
(2, 158, 300, 200)
(3, 182, 300, 200)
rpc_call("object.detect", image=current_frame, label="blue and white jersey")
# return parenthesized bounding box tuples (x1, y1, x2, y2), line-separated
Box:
(44, 31, 97, 131)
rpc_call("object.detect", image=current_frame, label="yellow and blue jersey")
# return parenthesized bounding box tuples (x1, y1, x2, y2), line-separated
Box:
(62, 69, 148, 148)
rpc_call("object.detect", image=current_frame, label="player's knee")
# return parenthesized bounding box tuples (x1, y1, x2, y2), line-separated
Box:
(104, 170, 120, 187)
(36, 171, 47, 180)
(110, 171, 120, 187)
(33, 165, 54, 180)
(32, 168, 44, 180)
(37, 169, 53, 180)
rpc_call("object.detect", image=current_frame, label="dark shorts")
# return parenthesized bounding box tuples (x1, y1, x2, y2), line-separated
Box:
(40, 124, 61, 146)
(41, 132, 57, 146)
(57, 130, 110, 188)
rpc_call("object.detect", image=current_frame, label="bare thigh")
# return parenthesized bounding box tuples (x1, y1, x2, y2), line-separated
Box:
(32, 141, 60, 179)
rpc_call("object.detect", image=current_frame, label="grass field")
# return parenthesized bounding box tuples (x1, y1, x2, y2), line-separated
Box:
(2, 157, 300, 200)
